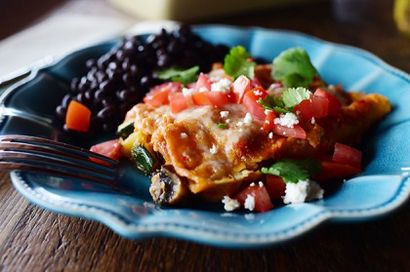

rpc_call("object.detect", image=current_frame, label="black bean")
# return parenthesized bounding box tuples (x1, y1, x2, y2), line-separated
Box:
(99, 80, 114, 94)
(70, 77, 79, 91)
(61, 94, 72, 108)
(86, 59, 96, 68)
(94, 89, 107, 101)
(56, 105, 66, 118)
(97, 106, 116, 119)
(102, 97, 116, 107)
(84, 90, 94, 101)
(140, 75, 152, 88)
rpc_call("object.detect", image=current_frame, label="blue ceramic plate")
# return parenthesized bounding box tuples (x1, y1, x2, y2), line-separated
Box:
(1, 25, 410, 248)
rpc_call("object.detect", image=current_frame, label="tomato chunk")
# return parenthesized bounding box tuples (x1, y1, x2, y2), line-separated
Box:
(314, 88, 341, 116)
(65, 100, 91, 132)
(192, 91, 229, 108)
(90, 139, 121, 163)
(144, 82, 182, 106)
(195, 73, 212, 91)
(236, 183, 274, 212)
(262, 110, 276, 132)
(232, 75, 251, 103)
(314, 161, 361, 182)
(265, 176, 286, 201)
(242, 89, 267, 120)
(294, 95, 329, 120)
(272, 124, 306, 139)
(332, 142, 362, 168)
(170, 93, 189, 113)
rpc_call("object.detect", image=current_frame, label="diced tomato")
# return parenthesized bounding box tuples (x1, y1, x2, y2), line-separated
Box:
(272, 124, 306, 139)
(265, 175, 286, 201)
(90, 139, 121, 164)
(314, 161, 361, 182)
(262, 110, 276, 132)
(332, 142, 362, 168)
(192, 91, 229, 108)
(169, 93, 189, 113)
(143, 82, 182, 107)
(242, 89, 267, 120)
(314, 88, 341, 116)
(195, 73, 212, 91)
(236, 183, 274, 212)
(232, 75, 251, 103)
(294, 95, 329, 120)
(65, 100, 91, 132)
(192, 91, 211, 106)
(205, 92, 230, 107)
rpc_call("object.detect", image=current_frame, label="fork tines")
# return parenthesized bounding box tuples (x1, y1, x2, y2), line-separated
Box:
(0, 135, 119, 187)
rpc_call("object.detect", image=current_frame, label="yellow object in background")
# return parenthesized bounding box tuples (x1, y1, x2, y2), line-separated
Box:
(109, 0, 322, 20)
(394, 0, 410, 36)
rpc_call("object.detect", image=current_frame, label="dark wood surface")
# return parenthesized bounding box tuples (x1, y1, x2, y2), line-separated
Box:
(1, 1, 410, 271)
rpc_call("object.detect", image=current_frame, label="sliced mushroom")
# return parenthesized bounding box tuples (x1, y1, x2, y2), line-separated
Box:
(149, 166, 189, 205)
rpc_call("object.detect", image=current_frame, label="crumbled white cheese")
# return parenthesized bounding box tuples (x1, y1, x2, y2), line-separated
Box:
(253, 89, 264, 96)
(283, 180, 324, 204)
(180, 132, 188, 139)
(311, 117, 316, 125)
(222, 196, 240, 212)
(237, 121, 244, 127)
(243, 112, 253, 125)
(211, 78, 232, 93)
(258, 181, 264, 187)
(268, 132, 274, 139)
(209, 144, 217, 154)
(264, 109, 272, 115)
(220, 111, 230, 118)
(225, 119, 231, 123)
(182, 88, 194, 96)
(244, 194, 255, 211)
(274, 112, 299, 128)
(250, 182, 255, 187)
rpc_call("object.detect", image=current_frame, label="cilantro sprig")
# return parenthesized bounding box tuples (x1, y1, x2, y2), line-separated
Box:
(224, 46, 256, 79)
(257, 96, 289, 113)
(282, 87, 312, 108)
(157, 66, 199, 84)
(257, 87, 311, 113)
(261, 159, 321, 183)
(272, 47, 318, 88)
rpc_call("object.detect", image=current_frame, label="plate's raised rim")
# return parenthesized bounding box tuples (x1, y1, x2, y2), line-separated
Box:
(11, 171, 410, 248)
(4, 25, 410, 248)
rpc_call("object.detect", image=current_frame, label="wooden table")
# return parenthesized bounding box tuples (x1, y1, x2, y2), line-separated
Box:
(1, 1, 410, 271)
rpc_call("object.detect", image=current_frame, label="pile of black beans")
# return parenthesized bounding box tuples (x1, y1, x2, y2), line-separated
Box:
(55, 24, 229, 133)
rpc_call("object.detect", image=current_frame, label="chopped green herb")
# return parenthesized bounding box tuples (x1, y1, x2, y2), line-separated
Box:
(158, 66, 199, 84)
(223, 46, 255, 79)
(261, 159, 321, 183)
(257, 97, 289, 114)
(282, 87, 311, 108)
(272, 47, 318, 88)
(217, 122, 228, 129)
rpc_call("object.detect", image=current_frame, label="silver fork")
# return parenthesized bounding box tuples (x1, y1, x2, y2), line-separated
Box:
(0, 134, 119, 187)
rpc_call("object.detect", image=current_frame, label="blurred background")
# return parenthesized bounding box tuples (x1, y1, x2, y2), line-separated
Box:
(0, 0, 409, 78)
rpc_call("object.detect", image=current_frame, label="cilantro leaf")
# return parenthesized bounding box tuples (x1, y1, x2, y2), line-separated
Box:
(261, 159, 321, 183)
(217, 123, 228, 129)
(158, 66, 199, 84)
(282, 87, 311, 108)
(257, 97, 289, 113)
(272, 47, 318, 88)
(224, 46, 256, 79)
